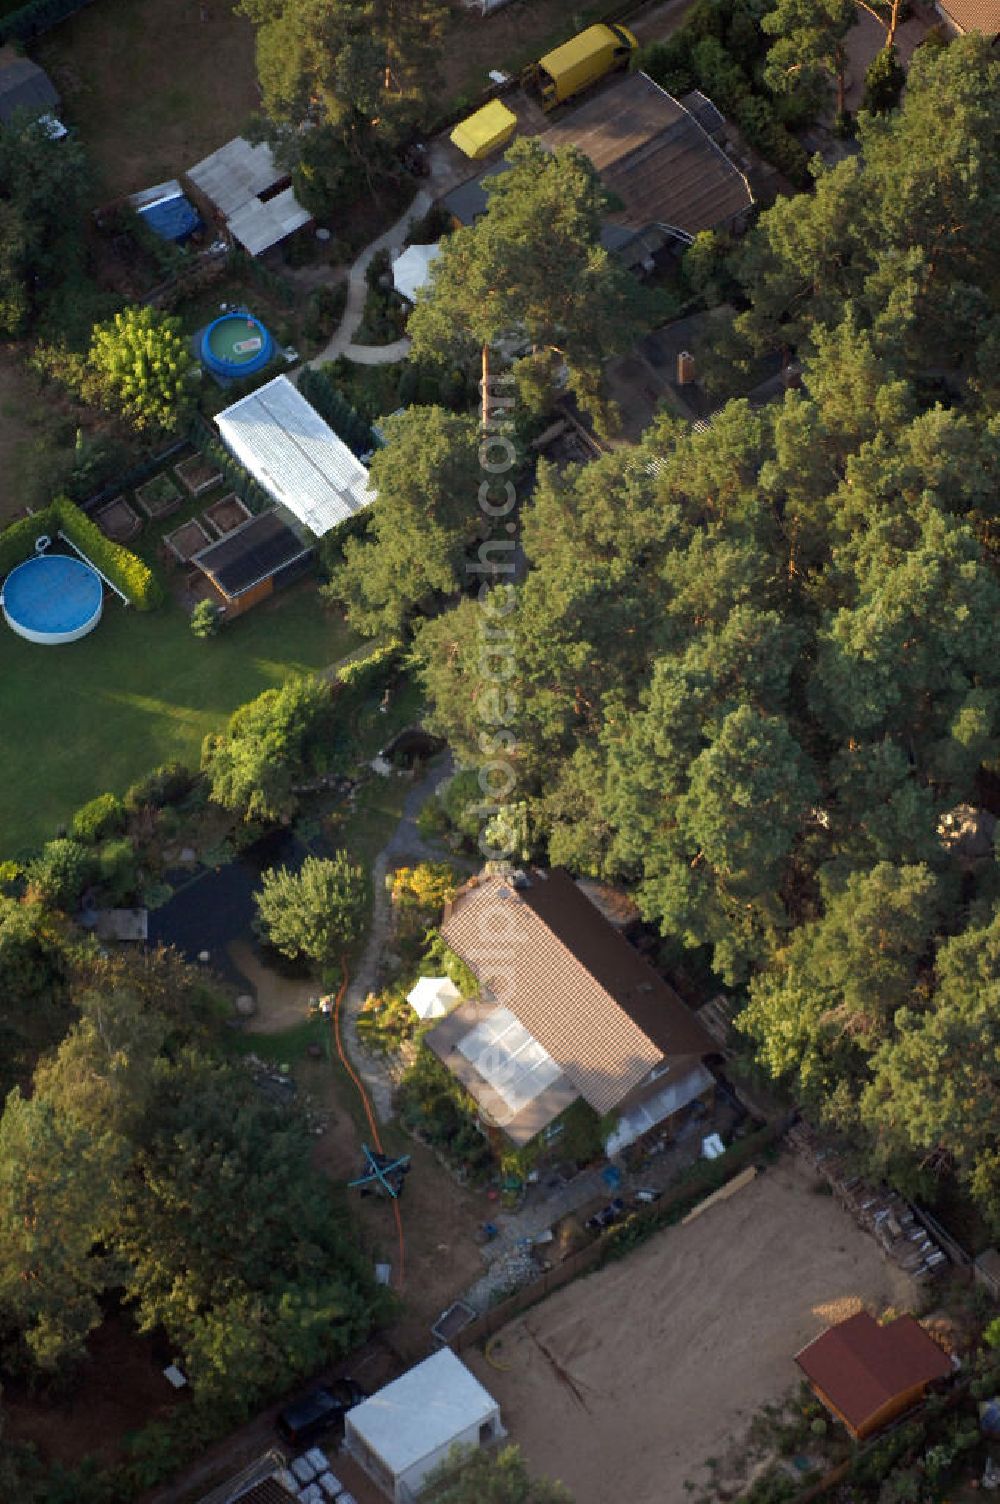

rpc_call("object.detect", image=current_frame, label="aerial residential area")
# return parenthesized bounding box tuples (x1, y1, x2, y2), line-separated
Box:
(1, 0, 999, 1499)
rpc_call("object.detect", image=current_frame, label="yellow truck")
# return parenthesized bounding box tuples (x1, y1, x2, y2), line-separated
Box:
(531, 22, 639, 110)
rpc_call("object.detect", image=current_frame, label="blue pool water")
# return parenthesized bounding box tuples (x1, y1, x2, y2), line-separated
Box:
(2, 554, 104, 644)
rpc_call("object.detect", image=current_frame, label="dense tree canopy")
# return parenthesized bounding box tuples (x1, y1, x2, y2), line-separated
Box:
(0, 120, 91, 338)
(408, 139, 654, 425)
(408, 37, 1000, 1224)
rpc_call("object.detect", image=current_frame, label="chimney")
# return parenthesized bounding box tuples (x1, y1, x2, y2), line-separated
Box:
(676, 350, 696, 386)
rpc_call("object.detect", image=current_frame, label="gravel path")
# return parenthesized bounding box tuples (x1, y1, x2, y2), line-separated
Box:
(307, 190, 432, 368)
(339, 759, 454, 1123)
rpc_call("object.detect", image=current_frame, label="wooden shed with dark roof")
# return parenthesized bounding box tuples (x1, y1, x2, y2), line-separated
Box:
(795, 1312, 953, 1439)
(191, 509, 312, 617)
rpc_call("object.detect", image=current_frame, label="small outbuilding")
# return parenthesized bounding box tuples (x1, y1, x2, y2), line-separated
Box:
(214, 375, 375, 537)
(795, 1312, 953, 1439)
(129, 180, 203, 244)
(0, 49, 62, 132)
(191, 509, 312, 617)
(406, 975, 461, 1021)
(344, 1348, 504, 1502)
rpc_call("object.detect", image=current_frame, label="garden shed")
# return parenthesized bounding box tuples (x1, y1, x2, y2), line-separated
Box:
(344, 1348, 504, 1502)
(214, 375, 375, 537)
(186, 136, 311, 255)
(0, 49, 60, 128)
(795, 1312, 953, 1439)
(191, 509, 311, 617)
(129, 180, 203, 244)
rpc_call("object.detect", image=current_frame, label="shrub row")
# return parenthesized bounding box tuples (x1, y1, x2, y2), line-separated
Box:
(642, 4, 811, 190)
(51, 496, 163, 610)
(188, 418, 272, 514)
(0, 510, 53, 579)
(298, 366, 374, 458)
(0, 0, 91, 45)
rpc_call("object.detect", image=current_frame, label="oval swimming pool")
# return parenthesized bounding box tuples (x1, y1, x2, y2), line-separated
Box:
(2, 554, 104, 645)
(200, 312, 274, 379)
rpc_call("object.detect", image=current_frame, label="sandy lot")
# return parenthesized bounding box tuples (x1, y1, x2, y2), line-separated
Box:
(466, 1153, 920, 1504)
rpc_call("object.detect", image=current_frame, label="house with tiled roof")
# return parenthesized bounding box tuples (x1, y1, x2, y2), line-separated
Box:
(426, 867, 716, 1152)
(933, 0, 1000, 36)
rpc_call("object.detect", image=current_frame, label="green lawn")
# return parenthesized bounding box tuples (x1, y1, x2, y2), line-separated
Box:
(0, 584, 358, 856)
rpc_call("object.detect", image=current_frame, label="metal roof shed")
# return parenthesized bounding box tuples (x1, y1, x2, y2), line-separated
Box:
(187, 136, 286, 217)
(344, 1349, 504, 1502)
(227, 185, 312, 256)
(214, 376, 375, 538)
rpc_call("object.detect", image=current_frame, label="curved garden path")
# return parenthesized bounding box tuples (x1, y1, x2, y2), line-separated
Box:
(308, 189, 432, 368)
(339, 757, 454, 1122)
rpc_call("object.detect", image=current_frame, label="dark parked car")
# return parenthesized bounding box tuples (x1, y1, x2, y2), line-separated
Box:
(276, 1378, 367, 1448)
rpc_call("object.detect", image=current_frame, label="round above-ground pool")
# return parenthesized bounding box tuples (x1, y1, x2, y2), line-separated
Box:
(2, 554, 104, 645)
(200, 311, 274, 378)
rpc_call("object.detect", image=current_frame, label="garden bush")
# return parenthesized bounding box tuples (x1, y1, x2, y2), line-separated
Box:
(27, 837, 93, 909)
(124, 760, 194, 813)
(97, 838, 139, 904)
(51, 496, 163, 610)
(71, 793, 125, 844)
(298, 366, 373, 457)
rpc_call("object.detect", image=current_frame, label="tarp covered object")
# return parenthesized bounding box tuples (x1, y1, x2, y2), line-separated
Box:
(450, 99, 517, 160)
(138, 191, 202, 244)
(406, 975, 461, 1020)
(392, 241, 441, 303)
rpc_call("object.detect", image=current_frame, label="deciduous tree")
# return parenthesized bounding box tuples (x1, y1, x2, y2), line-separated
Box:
(254, 852, 369, 965)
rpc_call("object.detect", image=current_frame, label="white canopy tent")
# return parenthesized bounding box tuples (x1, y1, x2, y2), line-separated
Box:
(344, 1349, 504, 1503)
(406, 976, 461, 1021)
(391, 241, 441, 304)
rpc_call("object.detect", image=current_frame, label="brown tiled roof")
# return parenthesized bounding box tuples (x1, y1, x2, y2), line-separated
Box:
(540, 72, 752, 237)
(935, 0, 1000, 33)
(795, 1313, 952, 1433)
(440, 869, 714, 1115)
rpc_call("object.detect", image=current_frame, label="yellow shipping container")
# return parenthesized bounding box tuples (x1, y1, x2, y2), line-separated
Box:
(450, 100, 519, 161)
(535, 23, 638, 109)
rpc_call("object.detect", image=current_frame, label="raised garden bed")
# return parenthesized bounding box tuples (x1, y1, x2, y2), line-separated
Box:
(164, 517, 213, 563)
(94, 495, 142, 543)
(136, 473, 183, 520)
(202, 493, 251, 537)
(175, 453, 223, 496)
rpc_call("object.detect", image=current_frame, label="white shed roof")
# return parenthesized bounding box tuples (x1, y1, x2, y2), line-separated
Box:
(215, 375, 375, 538)
(187, 136, 285, 217)
(227, 185, 312, 257)
(346, 1349, 499, 1478)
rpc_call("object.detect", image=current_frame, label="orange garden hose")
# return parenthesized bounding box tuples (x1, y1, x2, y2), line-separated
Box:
(332, 964, 406, 1293)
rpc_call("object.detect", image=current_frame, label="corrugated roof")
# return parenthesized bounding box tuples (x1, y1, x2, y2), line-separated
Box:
(187, 136, 286, 217)
(193, 509, 309, 597)
(441, 869, 714, 1115)
(215, 376, 375, 538)
(0, 51, 58, 123)
(796, 1313, 952, 1433)
(936, 0, 1000, 31)
(346, 1350, 499, 1476)
(227, 186, 312, 257)
(540, 72, 752, 237)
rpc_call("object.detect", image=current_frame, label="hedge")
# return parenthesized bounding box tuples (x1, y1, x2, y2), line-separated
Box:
(0, 0, 91, 43)
(0, 509, 55, 579)
(298, 366, 375, 458)
(51, 497, 164, 610)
